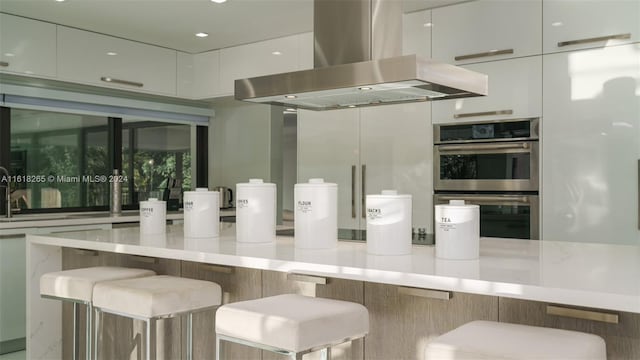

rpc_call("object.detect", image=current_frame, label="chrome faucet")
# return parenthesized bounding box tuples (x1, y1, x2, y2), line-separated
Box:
(0, 166, 10, 218)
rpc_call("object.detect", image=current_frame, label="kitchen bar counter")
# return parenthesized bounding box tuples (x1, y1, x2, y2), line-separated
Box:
(26, 224, 640, 359)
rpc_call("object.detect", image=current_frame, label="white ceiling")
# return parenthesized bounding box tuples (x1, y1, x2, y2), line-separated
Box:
(0, 0, 468, 54)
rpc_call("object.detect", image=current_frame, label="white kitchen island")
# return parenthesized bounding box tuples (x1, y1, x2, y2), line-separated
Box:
(26, 223, 640, 360)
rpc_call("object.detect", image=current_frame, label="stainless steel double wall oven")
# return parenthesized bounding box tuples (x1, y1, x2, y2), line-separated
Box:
(434, 118, 540, 239)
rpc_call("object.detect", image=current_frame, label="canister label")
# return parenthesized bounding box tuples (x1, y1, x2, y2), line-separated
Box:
(140, 207, 154, 218)
(367, 208, 382, 220)
(297, 200, 312, 213)
(237, 199, 249, 209)
(184, 201, 194, 211)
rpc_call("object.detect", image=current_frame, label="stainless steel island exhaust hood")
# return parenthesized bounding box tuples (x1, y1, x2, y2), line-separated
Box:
(235, 0, 488, 110)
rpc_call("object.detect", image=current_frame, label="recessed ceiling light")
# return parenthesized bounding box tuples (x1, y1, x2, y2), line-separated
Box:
(195, 32, 209, 38)
(284, 95, 297, 99)
(348, 105, 357, 108)
(55, 0, 65, 2)
(211, 0, 227, 3)
(551, 21, 563, 27)
(423, 22, 433, 27)
(272, 51, 282, 55)
(285, 108, 296, 112)
(106, 52, 118, 56)
(4, 53, 14, 57)
(358, 86, 372, 91)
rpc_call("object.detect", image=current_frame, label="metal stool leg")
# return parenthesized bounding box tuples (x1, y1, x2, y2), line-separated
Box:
(94, 309, 101, 360)
(146, 318, 156, 360)
(215, 336, 221, 360)
(86, 303, 93, 360)
(72, 302, 79, 360)
(187, 312, 193, 360)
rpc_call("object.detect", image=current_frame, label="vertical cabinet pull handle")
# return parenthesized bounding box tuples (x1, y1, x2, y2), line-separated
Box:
(557, 33, 631, 47)
(351, 165, 356, 218)
(637, 160, 639, 230)
(361, 165, 366, 218)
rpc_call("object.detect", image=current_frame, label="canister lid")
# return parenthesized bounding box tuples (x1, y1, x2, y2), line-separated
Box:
(237, 178, 276, 188)
(196, 188, 208, 192)
(295, 178, 337, 187)
(449, 200, 465, 206)
(366, 189, 411, 199)
(249, 179, 263, 184)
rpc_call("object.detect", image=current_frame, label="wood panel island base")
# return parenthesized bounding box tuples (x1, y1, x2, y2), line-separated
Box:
(27, 224, 640, 360)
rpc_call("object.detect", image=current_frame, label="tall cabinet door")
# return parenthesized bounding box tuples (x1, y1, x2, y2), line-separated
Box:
(360, 102, 433, 233)
(542, 44, 640, 245)
(298, 109, 361, 231)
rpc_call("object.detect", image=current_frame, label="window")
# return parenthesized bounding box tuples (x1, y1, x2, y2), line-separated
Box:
(10, 109, 109, 210)
(122, 121, 191, 208)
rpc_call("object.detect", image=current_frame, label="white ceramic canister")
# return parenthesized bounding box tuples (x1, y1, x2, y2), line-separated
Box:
(183, 188, 220, 238)
(236, 179, 276, 243)
(139, 198, 166, 235)
(294, 178, 338, 249)
(435, 200, 480, 260)
(366, 190, 412, 255)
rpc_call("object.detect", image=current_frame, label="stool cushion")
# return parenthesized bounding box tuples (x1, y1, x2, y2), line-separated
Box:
(425, 320, 607, 360)
(93, 275, 222, 318)
(40, 266, 156, 302)
(215, 294, 369, 353)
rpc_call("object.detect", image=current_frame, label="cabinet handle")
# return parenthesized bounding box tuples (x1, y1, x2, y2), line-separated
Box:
(546, 305, 619, 324)
(72, 248, 98, 257)
(0, 61, 9, 67)
(287, 273, 328, 285)
(637, 159, 639, 230)
(398, 286, 451, 300)
(351, 165, 356, 218)
(361, 164, 366, 219)
(454, 48, 514, 61)
(129, 255, 158, 264)
(557, 33, 631, 47)
(200, 263, 234, 274)
(437, 142, 529, 152)
(100, 77, 144, 88)
(454, 110, 513, 119)
(437, 195, 530, 204)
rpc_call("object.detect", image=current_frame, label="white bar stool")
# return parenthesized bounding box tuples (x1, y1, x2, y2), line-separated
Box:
(92, 275, 222, 360)
(215, 294, 369, 360)
(425, 320, 607, 359)
(40, 266, 156, 360)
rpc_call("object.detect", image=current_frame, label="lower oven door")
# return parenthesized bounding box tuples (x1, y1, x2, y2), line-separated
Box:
(434, 193, 539, 240)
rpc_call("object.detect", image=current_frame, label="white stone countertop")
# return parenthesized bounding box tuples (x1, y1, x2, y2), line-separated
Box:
(27, 223, 640, 314)
(0, 209, 234, 232)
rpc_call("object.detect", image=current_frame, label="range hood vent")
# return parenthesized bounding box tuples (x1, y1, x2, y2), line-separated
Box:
(235, 0, 488, 111)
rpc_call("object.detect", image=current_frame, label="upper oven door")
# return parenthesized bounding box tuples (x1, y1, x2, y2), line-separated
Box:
(434, 141, 539, 192)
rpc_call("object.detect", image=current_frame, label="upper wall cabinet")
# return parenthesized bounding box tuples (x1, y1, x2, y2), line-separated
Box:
(219, 32, 313, 96)
(57, 26, 177, 96)
(432, 0, 542, 65)
(403, 9, 431, 57)
(177, 50, 221, 99)
(432, 56, 542, 124)
(0, 14, 57, 78)
(543, 0, 640, 54)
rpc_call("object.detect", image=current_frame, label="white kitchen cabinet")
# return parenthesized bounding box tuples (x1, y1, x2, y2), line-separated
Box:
(297, 102, 432, 234)
(403, 9, 431, 58)
(432, 0, 542, 65)
(178, 50, 221, 99)
(543, 0, 640, 54)
(219, 33, 312, 96)
(432, 56, 542, 124)
(0, 14, 56, 78)
(297, 108, 360, 231)
(57, 26, 177, 96)
(542, 43, 640, 245)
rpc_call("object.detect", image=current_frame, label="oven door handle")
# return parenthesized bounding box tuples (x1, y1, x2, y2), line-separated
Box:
(437, 195, 531, 204)
(437, 142, 530, 152)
